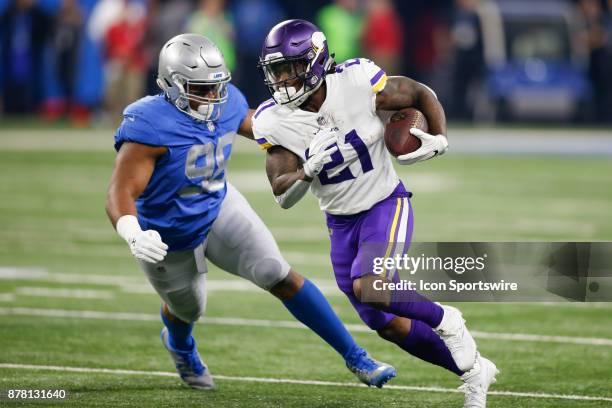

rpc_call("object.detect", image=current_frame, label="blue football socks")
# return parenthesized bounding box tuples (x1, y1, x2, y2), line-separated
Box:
(282, 279, 356, 359)
(161, 306, 195, 351)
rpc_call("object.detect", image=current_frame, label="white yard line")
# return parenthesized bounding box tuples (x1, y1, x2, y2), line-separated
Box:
(3, 267, 612, 305)
(15, 286, 114, 299)
(0, 363, 610, 402)
(0, 267, 340, 295)
(1, 307, 611, 347)
(468, 330, 612, 346)
(0, 267, 141, 286)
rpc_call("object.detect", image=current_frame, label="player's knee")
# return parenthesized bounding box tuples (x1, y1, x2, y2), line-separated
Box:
(168, 302, 204, 323)
(253, 258, 289, 291)
(186, 308, 204, 323)
(352, 278, 363, 299)
(353, 276, 388, 309)
(376, 317, 412, 344)
(165, 288, 206, 323)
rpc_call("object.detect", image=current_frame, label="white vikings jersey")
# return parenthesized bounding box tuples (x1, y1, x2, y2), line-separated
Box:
(253, 58, 399, 215)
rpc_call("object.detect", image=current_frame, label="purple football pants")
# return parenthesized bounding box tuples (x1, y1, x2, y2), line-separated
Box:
(326, 182, 414, 330)
(325, 182, 463, 375)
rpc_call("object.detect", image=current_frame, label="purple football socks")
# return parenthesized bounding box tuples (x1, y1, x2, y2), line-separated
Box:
(400, 319, 463, 375)
(387, 289, 444, 328)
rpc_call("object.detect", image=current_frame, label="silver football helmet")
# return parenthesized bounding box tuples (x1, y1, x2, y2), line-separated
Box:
(157, 34, 231, 122)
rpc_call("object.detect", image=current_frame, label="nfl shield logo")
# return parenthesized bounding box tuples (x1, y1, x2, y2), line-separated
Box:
(317, 116, 327, 126)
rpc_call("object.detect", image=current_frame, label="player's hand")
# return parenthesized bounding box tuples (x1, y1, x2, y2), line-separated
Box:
(397, 128, 448, 166)
(127, 229, 169, 264)
(303, 128, 339, 178)
(303, 145, 338, 178)
(309, 127, 339, 155)
(116, 215, 168, 264)
(304, 129, 339, 178)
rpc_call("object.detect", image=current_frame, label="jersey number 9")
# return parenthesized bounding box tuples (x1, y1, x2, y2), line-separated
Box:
(181, 132, 234, 196)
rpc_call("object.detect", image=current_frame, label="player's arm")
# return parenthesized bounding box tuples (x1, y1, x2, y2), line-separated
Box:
(376, 76, 449, 165)
(238, 109, 255, 140)
(376, 76, 446, 135)
(265, 130, 339, 209)
(106, 143, 169, 263)
(265, 146, 311, 209)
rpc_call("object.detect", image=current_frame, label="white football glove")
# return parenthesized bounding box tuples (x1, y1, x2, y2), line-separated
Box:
(116, 215, 168, 264)
(327, 130, 383, 178)
(303, 128, 339, 178)
(397, 128, 449, 166)
(309, 127, 339, 154)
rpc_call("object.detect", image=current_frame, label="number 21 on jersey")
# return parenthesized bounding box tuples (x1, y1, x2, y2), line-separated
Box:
(307, 130, 374, 185)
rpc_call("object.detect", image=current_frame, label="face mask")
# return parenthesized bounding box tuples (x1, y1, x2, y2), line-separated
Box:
(273, 85, 300, 104)
(197, 103, 214, 121)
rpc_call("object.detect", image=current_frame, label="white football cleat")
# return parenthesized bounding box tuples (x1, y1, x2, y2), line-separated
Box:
(161, 328, 215, 390)
(435, 305, 477, 371)
(459, 353, 499, 408)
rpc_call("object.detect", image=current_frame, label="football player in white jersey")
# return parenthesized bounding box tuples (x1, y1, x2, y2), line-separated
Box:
(251, 19, 498, 407)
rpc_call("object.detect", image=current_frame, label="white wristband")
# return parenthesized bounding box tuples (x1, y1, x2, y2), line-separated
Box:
(274, 179, 311, 209)
(116, 215, 142, 242)
(302, 161, 314, 178)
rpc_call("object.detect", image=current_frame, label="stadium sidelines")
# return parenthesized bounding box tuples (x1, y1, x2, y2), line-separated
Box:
(0, 363, 610, 402)
(1, 307, 611, 347)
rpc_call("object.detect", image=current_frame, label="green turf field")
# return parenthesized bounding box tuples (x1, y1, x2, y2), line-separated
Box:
(0, 129, 611, 407)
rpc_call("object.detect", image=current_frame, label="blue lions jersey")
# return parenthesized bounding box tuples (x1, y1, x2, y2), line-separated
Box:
(114, 84, 248, 251)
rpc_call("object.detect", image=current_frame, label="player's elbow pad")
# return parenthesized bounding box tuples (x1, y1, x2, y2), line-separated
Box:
(274, 180, 310, 209)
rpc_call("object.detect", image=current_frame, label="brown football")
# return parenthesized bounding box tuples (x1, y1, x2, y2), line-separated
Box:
(384, 108, 428, 157)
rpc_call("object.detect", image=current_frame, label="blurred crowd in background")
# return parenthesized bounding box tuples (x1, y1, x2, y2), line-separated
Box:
(1, 0, 611, 126)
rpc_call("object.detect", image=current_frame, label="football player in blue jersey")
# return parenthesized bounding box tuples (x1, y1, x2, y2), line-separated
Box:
(105, 34, 396, 390)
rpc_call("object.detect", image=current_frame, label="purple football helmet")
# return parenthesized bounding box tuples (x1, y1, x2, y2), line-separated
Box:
(258, 19, 334, 108)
